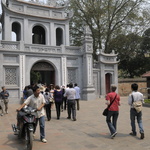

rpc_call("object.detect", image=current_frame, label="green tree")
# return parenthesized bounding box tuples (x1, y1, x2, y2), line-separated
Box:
(30, 71, 41, 84)
(108, 33, 147, 78)
(140, 28, 150, 73)
(69, 0, 147, 60)
(141, 28, 150, 52)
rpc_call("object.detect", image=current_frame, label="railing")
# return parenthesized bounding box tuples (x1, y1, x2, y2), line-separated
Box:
(0, 41, 82, 55)
(0, 41, 20, 50)
(24, 44, 62, 53)
(65, 46, 82, 54)
(18, 0, 68, 7)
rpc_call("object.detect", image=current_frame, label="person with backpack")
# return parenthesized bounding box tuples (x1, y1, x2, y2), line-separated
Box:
(128, 83, 145, 139)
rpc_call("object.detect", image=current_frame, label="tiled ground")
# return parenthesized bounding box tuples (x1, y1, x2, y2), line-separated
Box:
(0, 97, 150, 150)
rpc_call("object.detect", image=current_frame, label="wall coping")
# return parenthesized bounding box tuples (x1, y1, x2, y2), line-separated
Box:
(118, 78, 146, 83)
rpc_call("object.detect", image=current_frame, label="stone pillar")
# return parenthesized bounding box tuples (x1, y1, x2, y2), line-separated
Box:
(50, 23, 55, 46)
(82, 26, 95, 100)
(100, 60, 106, 97)
(19, 54, 26, 99)
(61, 46, 67, 86)
(4, 14, 11, 40)
(24, 18, 30, 43)
(65, 23, 70, 46)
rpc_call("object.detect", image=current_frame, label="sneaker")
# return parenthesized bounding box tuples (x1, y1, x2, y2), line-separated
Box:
(41, 138, 47, 143)
(111, 132, 117, 139)
(140, 133, 144, 139)
(129, 132, 137, 136)
(1, 114, 4, 116)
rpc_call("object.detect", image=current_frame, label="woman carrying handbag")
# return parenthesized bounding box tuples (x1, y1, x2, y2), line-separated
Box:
(105, 85, 121, 139)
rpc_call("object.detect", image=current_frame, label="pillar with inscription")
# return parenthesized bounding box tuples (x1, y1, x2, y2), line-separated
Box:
(82, 26, 95, 100)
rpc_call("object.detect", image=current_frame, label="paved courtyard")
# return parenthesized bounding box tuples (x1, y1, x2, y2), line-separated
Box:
(0, 97, 150, 150)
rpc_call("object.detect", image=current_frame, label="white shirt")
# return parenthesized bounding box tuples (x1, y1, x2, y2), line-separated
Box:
(64, 88, 76, 100)
(24, 93, 46, 118)
(128, 91, 144, 108)
(74, 86, 81, 99)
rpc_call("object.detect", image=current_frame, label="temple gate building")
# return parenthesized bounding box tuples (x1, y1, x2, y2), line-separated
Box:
(0, 0, 119, 102)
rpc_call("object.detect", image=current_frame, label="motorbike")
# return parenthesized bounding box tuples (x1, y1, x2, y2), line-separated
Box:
(12, 106, 37, 150)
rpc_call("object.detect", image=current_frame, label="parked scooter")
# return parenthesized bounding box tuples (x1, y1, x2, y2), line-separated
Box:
(12, 106, 37, 150)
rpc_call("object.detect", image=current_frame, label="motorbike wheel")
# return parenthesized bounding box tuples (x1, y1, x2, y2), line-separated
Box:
(25, 129, 33, 150)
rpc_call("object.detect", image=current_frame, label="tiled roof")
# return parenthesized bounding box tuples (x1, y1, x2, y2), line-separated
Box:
(142, 71, 150, 78)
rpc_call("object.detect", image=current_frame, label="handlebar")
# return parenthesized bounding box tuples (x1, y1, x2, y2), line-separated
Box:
(16, 107, 37, 114)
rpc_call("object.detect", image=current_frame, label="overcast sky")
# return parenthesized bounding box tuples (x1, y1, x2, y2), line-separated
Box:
(0, 1, 1, 39)
(0, 0, 1, 14)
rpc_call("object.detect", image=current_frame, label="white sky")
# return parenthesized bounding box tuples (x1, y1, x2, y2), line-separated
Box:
(0, 0, 1, 40)
(0, 1, 1, 16)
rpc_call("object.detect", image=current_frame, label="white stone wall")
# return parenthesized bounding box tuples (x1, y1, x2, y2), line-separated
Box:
(0, 0, 119, 102)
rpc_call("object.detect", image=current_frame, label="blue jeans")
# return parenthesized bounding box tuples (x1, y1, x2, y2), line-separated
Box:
(130, 108, 144, 134)
(35, 116, 45, 140)
(106, 111, 119, 135)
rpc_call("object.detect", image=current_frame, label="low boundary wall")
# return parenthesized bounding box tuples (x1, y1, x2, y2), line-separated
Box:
(118, 78, 147, 96)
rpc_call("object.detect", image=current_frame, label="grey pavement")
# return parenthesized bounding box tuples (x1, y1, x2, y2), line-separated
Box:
(0, 97, 150, 150)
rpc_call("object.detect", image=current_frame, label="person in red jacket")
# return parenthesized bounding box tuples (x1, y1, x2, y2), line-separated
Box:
(105, 85, 121, 139)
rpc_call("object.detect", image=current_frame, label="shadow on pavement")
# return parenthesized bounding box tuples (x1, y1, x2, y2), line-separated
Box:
(4, 133, 24, 150)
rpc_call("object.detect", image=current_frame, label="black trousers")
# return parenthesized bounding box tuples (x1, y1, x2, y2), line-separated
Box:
(61, 97, 67, 110)
(67, 100, 76, 119)
(55, 102, 62, 119)
(75, 99, 80, 110)
(45, 103, 51, 121)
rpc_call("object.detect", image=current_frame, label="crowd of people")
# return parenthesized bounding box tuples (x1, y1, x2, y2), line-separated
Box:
(0, 82, 145, 143)
(16, 82, 81, 143)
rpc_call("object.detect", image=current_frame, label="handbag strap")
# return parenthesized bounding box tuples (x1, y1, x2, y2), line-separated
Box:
(107, 94, 117, 109)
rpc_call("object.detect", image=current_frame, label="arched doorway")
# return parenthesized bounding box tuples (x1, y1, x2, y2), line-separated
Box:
(105, 73, 112, 94)
(30, 61, 55, 86)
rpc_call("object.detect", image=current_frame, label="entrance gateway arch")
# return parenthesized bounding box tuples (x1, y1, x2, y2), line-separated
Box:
(30, 61, 55, 86)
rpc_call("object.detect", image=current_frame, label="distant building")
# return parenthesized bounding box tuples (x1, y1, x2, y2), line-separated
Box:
(0, 0, 119, 102)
